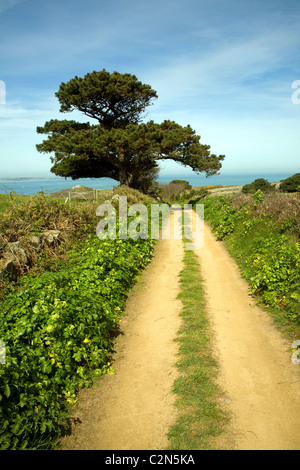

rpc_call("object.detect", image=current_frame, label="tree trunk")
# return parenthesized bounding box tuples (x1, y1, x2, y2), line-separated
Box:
(119, 167, 133, 187)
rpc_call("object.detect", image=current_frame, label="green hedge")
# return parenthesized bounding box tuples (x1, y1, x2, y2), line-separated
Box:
(0, 234, 155, 449)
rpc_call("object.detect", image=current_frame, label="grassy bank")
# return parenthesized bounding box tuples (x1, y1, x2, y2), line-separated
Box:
(0, 193, 32, 213)
(0, 187, 156, 287)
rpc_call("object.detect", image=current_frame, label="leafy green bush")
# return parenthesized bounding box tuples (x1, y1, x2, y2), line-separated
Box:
(242, 236, 300, 318)
(242, 178, 275, 194)
(0, 234, 155, 449)
(279, 173, 300, 193)
(202, 196, 241, 240)
(202, 195, 300, 328)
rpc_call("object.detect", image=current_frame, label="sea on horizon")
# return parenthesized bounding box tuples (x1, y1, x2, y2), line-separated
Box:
(0, 172, 295, 196)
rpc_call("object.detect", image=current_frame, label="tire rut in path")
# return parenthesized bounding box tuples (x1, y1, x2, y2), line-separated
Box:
(195, 220, 300, 450)
(62, 212, 184, 450)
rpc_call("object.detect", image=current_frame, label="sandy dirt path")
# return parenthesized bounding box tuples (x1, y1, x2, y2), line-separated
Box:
(62, 211, 184, 450)
(195, 220, 300, 450)
(62, 209, 300, 451)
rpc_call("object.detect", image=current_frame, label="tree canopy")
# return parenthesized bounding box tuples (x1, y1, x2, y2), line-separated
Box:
(55, 70, 157, 129)
(37, 70, 225, 192)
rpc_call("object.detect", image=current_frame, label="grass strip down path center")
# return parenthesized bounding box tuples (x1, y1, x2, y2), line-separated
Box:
(168, 210, 229, 450)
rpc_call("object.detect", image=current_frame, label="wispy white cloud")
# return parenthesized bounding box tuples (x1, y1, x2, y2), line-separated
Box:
(149, 26, 299, 99)
(0, 94, 91, 136)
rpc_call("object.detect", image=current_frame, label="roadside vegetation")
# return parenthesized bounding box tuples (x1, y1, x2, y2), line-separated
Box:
(0, 193, 31, 213)
(279, 173, 300, 193)
(242, 177, 275, 194)
(168, 231, 229, 450)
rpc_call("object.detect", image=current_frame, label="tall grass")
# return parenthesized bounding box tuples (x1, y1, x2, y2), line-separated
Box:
(230, 192, 300, 235)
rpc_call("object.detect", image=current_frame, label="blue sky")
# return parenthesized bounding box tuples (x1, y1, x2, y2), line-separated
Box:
(0, 0, 299, 179)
